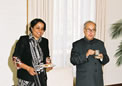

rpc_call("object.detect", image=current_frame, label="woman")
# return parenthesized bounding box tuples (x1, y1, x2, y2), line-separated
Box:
(12, 18, 51, 86)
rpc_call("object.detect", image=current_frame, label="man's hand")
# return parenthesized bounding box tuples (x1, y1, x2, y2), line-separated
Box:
(95, 53, 103, 59)
(86, 49, 95, 57)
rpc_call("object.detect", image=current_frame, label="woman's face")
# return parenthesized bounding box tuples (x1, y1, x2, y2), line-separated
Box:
(32, 22, 45, 40)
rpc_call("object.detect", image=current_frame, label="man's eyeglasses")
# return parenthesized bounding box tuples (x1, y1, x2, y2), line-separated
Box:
(86, 29, 96, 33)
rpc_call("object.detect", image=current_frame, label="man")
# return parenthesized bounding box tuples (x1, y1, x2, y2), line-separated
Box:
(70, 21, 109, 86)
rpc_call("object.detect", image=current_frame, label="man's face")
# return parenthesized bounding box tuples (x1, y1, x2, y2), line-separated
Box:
(84, 22, 96, 40)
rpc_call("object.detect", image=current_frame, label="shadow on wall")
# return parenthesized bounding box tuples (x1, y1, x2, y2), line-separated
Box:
(8, 40, 18, 86)
(7, 22, 29, 86)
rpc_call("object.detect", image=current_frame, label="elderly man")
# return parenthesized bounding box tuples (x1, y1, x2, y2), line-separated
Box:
(70, 21, 109, 86)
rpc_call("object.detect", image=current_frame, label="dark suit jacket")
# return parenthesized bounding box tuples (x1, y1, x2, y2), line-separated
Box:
(70, 37, 109, 86)
(13, 35, 50, 81)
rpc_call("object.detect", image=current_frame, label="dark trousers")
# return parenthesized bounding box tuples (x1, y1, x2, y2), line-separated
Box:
(34, 71, 47, 86)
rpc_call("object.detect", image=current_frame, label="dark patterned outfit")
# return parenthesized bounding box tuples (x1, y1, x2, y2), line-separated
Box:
(13, 34, 50, 86)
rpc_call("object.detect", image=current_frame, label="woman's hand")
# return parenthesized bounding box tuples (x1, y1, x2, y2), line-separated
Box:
(46, 57, 53, 72)
(26, 66, 37, 76)
(46, 57, 51, 64)
(18, 62, 37, 76)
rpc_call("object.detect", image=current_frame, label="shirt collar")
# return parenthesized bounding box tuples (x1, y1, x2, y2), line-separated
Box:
(84, 36, 95, 43)
(29, 33, 42, 43)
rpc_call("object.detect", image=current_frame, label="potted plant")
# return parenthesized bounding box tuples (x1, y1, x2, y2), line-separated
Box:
(111, 19, 122, 66)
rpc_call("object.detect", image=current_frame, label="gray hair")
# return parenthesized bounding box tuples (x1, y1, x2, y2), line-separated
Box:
(84, 20, 96, 29)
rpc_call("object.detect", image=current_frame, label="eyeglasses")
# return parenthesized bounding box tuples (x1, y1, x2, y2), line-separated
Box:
(86, 29, 96, 33)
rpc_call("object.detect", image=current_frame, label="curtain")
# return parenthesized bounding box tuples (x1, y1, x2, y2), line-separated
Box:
(95, 0, 108, 85)
(28, 0, 96, 67)
(52, 0, 96, 67)
(27, 0, 53, 54)
(96, 0, 106, 41)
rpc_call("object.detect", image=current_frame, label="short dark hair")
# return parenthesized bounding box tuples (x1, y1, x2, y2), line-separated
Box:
(84, 20, 96, 29)
(29, 18, 46, 33)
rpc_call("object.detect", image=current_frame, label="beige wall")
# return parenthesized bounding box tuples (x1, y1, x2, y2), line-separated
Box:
(0, 0, 27, 85)
(104, 0, 122, 85)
